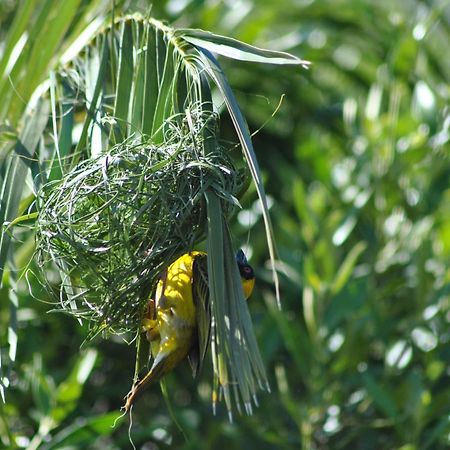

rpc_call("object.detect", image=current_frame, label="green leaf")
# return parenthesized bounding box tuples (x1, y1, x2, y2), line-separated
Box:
(205, 190, 268, 418)
(113, 20, 134, 141)
(330, 241, 367, 295)
(293, 178, 317, 244)
(60, 15, 106, 66)
(362, 373, 398, 419)
(151, 38, 175, 142)
(178, 29, 310, 67)
(0, 98, 49, 284)
(7, 270, 18, 364)
(21, 0, 83, 102)
(40, 412, 122, 450)
(71, 36, 109, 166)
(0, 0, 37, 82)
(50, 349, 97, 424)
(141, 25, 158, 135)
(264, 292, 312, 377)
(130, 22, 146, 134)
(332, 212, 358, 246)
(30, 355, 54, 417)
(197, 48, 281, 307)
(422, 413, 450, 449)
(47, 75, 74, 181)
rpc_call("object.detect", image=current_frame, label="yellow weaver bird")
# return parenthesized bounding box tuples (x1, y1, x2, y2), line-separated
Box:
(124, 249, 255, 411)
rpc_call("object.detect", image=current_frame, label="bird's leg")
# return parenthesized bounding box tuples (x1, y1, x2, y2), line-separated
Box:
(142, 267, 169, 342)
(154, 268, 175, 311)
(142, 298, 159, 342)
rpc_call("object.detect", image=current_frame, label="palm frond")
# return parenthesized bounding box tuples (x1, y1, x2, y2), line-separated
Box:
(1, 12, 307, 413)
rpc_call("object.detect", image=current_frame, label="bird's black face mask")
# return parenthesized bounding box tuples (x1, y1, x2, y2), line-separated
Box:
(236, 249, 255, 281)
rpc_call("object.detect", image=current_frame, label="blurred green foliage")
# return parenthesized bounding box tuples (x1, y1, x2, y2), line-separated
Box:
(1, 0, 449, 449)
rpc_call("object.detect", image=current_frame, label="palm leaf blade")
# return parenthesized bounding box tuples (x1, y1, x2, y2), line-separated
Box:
(177, 28, 309, 67)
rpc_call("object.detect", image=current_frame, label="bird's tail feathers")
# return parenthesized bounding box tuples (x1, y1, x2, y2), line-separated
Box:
(124, 349, 185, 412)
(124, 351, 170, 412)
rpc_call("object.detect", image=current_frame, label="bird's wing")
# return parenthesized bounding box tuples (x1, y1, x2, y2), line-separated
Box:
(189, 253, 211, 377)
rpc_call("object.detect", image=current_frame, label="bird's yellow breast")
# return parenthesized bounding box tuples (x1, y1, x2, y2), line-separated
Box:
(242, 277, 255, 299)
(155, 251, 204, 327)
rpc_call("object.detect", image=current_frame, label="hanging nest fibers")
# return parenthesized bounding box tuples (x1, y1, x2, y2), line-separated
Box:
(36, 113, 245, 337)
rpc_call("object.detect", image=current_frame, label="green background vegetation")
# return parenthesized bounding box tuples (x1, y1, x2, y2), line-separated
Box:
(1, 0, 449, 449)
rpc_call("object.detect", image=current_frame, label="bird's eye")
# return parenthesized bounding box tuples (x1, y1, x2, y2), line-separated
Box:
(243, 267, 251, 274)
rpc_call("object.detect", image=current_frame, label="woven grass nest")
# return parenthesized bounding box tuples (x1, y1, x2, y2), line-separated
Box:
(36, 119, 244, 336)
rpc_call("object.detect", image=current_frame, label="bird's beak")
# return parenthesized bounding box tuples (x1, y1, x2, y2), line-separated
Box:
(236, 249, 248, 265)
